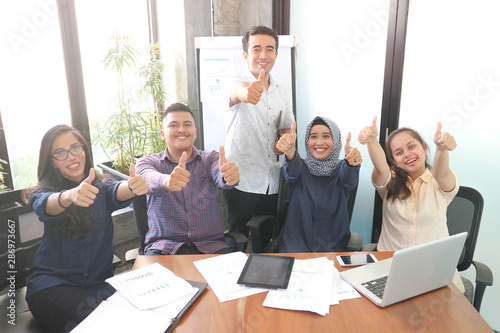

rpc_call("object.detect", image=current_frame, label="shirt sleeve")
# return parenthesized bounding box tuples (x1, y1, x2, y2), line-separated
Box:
(31, 190, 65, 223)
(283, 153, 302, 183)
(339, 160, 360, 190)
(374, 172, 391, 199)
(136, 155, 169, 196)
(104, 178, 134, 211)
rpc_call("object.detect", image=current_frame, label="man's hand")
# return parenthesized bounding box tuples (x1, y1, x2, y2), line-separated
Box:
(245, 69, 265, 105)
(434, 122, 457, 151)
(276, 121, 297, 156)
(127, 163, 148, 195)
(358, 116, 379, 145)
(163, 152, 190, 191)
(69, 168, 99, 207)
(219, 145, 239, 186)
(345, 133, 363, 166)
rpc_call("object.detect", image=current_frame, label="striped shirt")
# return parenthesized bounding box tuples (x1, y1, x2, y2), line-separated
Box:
(136, 147, 235, 254)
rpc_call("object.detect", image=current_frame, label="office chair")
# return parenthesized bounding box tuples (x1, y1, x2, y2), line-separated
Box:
(246, 171, 362, 253)
(446, 186, 493, 312)
(0, 190, 43, 333)
(361, 186, 493, 312)
(125, 195, 248, 264)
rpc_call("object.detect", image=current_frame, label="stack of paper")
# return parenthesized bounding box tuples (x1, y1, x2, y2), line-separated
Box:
(71, 263, 199, 333)
(193, 251, 268, 302)
(263, 257, 361, 316)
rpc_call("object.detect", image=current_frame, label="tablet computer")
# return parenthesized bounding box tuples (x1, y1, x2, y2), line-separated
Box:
(237, 254, 295, 289)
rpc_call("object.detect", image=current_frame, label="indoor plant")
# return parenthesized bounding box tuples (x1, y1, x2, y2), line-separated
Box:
(93, 34, 167, 178)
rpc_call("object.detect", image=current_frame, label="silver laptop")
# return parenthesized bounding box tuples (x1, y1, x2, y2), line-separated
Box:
(340, 232, 467, 307)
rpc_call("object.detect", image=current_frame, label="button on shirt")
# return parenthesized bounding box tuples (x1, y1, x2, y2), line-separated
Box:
(136, 147, 235, 254)
(225, 69, 294, 194)
(27, 179, 132, 299)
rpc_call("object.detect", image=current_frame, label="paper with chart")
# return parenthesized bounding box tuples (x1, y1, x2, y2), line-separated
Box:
(193, 252, 268, 302)
(106, 262, 194, 310)
(199, 50, 234, 102)
(263, 257, 333, 316)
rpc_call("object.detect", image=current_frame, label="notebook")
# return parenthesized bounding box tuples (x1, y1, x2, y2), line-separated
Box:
(339, 232, 467, 307)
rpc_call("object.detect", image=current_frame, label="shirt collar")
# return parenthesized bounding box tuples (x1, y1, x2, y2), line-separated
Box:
(163, 146, 200, 164)
(407, 168, 432, 185)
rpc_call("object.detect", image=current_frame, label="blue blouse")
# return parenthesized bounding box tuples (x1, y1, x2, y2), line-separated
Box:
(26, 178, 133, 299)
(278, 153, 360, 253)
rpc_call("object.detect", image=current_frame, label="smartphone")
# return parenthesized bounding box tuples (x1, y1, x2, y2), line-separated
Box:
(336, 254, 378, 266)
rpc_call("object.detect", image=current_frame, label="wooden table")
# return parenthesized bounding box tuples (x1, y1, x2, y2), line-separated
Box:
(132, 252, 492, 333)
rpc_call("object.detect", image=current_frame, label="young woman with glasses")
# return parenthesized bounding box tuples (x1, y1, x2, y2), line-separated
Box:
(25, 124, 147, 332)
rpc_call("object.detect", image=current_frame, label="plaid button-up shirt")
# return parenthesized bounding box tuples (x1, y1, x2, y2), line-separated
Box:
(136, 147, 236, 254)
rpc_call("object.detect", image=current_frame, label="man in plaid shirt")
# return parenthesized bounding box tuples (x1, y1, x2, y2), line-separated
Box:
(136, 103, 240, 255)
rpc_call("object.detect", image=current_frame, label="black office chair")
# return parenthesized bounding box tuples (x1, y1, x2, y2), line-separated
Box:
(246, 171, 362, 253)
(361, 186, 493, 312)
(446, 186, 493, 312)
(125, 195, 248, 264)
(0, 190, 43, 333)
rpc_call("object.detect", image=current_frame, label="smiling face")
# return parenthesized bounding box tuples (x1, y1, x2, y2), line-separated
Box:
(389, 131, 428, 180)
(307, 125, 334, 160)
(161, 111, 197, 161)
(51, 132, 86, 183)
(243, 34, 278, 79)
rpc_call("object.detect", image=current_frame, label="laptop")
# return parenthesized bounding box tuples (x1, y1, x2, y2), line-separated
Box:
(340, 232, 467, 307)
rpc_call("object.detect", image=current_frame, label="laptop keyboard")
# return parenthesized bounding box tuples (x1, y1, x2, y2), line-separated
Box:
(362, 276, 388, 299)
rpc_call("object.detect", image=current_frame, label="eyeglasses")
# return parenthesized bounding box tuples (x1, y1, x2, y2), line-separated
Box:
(52, 144, 85, 161)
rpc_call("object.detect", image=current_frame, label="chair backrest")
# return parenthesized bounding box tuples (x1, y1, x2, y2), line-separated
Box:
(446, 186, 484, 272)
(0, 190, 42, 291)
(132, 195, 149, 252)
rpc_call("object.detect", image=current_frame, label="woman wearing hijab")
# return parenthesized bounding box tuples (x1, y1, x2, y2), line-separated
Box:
(275, 117, 362, 252)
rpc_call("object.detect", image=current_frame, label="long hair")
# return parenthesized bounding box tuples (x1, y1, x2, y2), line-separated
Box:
(30, 124, 102, 239)
(385, 127, 432, 202)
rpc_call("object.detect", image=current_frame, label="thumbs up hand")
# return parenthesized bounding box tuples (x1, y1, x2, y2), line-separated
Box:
(219, 145, 239, 186)
(127, 163, 148, 195)
(344, 132, 363, 166)
(358, 116, 379, 145)
(434, 122, 457, 151)
(276, 121, 297, 157)
(70, 168, 99, 207)
(245, 69, 265, 105)
(163, 152, 191, 191)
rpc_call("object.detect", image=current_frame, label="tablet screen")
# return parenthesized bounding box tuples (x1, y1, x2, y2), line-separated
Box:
(237, 254, 295, 289)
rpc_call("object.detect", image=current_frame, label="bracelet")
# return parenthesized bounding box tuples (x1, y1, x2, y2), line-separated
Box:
(286, 146, 296, 155)
(58, 190, 70, 209)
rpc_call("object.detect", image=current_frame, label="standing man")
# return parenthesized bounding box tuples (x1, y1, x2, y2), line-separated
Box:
(136, 103, 240, 255)
(225, 25, 295, 244)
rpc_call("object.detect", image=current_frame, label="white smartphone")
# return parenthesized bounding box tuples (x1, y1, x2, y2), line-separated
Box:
(336, 254, 378, 266)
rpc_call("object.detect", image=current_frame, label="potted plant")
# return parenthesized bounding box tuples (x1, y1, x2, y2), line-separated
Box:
(93, 34, 167, 180)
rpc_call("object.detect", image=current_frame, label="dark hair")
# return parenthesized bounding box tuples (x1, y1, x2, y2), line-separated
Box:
(385, 127, 432, 202)
(162, 102, 195, 123)
(30, 124, 102, 239)
(242, 25, 279, 52)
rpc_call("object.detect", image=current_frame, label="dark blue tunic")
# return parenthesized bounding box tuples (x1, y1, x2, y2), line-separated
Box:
(278, 153, 360, 252)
